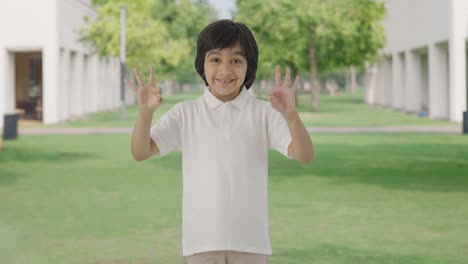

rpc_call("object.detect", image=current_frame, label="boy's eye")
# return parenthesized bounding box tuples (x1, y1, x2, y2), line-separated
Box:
(232, 59, 243, 64)
(210, 58, 220, 63)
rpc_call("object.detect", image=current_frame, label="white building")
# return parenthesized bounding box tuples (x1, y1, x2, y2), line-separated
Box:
(0, 0, 134, 127)
(366, 0, 468, 122)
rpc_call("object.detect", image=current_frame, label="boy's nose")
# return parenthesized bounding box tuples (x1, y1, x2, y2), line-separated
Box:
(219, 62, 232, 74)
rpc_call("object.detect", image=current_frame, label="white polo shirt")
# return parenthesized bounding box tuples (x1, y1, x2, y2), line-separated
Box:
(150, 87, 292, 256)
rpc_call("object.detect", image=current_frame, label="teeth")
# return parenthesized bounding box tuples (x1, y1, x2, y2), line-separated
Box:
(218, 79, 232, 84)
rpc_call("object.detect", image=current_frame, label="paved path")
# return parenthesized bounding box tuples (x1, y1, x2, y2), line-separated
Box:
(18, 125, 462, 135)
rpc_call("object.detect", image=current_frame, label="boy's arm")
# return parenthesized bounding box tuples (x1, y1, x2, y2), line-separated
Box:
(284, 111, 314, 163)
(126, 66, 163, 161)
(269, 65, 314, 164)
(131, 110, 160, 161)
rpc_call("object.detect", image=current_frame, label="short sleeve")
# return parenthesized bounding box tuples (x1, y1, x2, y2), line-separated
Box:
(150, 104, 182, 157)
(267, 106, 292, 158)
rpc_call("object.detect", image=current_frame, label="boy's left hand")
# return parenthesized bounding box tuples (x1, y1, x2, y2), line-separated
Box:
(269, 65, 300, 120)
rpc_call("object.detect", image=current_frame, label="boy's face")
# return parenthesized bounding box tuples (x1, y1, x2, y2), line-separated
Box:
(204, 43, 247, 102)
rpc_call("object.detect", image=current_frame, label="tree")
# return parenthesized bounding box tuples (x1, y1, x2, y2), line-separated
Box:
(152, 0, 216, 83)
(235, 0, 386, 110)
(81, 0, 215, 83)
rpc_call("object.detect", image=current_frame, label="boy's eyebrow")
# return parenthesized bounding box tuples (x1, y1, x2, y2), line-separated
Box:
(206, 50, 245, 57)
(206, 51, 220, 57)
(232, 51, 245, 57)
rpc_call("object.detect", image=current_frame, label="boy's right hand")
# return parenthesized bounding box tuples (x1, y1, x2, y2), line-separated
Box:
(125, 66, 163, 113)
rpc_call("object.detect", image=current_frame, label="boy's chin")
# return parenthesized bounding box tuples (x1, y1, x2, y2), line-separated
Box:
(218, 87, 240, 95)
(212, 85, 240, 93)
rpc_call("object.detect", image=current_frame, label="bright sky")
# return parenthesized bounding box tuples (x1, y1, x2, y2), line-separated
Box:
(207, 0, 236, 19)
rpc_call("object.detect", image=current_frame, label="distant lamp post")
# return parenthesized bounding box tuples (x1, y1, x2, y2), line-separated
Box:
(120, 6, 127, 120)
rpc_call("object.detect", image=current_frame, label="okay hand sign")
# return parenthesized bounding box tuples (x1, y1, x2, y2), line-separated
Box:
(125, 66, 163, 113)
(269, 65, 300, 118)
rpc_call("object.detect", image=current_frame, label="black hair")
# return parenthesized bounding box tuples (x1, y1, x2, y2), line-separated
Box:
(194, 19, 258, 89)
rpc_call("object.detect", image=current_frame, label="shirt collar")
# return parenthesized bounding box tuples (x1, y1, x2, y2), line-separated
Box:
(203, 86, 250, 110)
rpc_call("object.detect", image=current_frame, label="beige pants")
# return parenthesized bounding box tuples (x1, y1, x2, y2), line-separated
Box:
(186, 250, 268, 264)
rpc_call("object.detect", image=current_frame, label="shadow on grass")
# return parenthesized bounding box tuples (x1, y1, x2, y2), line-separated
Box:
(268, 141, 468, 193)
(149, 139, 468, 193)
(0, 144, 96, 185)
(0, 147, 95, 163)
(0, 168, 27, 185)
(272, 244, 460, 264)
(297, 103, 358, 114)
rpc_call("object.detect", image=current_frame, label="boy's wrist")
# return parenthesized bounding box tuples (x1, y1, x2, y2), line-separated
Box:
(282, 110, 299, 123)
(138, 109, 154, 119)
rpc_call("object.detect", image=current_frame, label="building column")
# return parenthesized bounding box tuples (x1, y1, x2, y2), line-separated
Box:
(420, 52, 429, 113)
(43, 45, 60, 124)
(405, 50, 421, 112)
(104, 58, 111, 110)
(113, 58, 120, 108)
(0, 49, 15, 127)
(429, 43, 449, 119)
(449, 0, 467, 122)
(59, 48, 70, 121)
(75, 53, 84, 116)
(392, 52, 405, 109)
(383, 56, 393, 107)
(69, 51, 78, 117)
(98, 57, 105, 111)
(89, 54, 99, 113)
(82, 54, 90, 115)
(375, 60, 385, 105)
(0, 48, 5, 127)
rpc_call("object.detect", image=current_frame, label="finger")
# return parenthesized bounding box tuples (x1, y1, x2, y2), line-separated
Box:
(272, 89, 281, 96)
(155, 94, 163, 103)
(268, 87, 279, 96)
(269, 95, 279, 104)
(134, 68, 145, 86)
(125, 79, 138, 92)
(285, 66, 291, 87)
(275, 65, 282, 87)
(292, 76, 300, 91)
(152, 86, 162, 94)
(149, 65, 155, 87)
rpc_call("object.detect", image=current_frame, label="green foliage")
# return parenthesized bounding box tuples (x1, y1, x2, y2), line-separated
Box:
(81, 0, 216, 82)
(151, 0, 216, 82)
(235, 0, 386, 78)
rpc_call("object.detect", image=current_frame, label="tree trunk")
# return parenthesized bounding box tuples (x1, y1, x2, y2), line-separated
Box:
(165, 79, 174, 95)
(346, 69, 351, 93)
(351, 65, 357, 94)
(291, 65, 299, 108)
(364, 62, 377, 104)
(309, 42, 320, 111)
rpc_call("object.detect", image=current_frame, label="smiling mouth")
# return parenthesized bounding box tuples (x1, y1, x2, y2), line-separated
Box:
(216, 79, 234, 84)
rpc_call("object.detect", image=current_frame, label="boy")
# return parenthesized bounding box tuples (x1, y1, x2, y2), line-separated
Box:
(125, 19, 313, 264)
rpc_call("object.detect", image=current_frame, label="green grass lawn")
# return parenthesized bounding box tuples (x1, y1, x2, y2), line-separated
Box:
(295, 93, 456, 127)
(23, 89, 457, 128)
(1, 133, 467, 263)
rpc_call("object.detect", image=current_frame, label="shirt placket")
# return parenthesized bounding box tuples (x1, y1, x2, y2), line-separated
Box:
(222, 103, 234, 247)
(223, 103, 234, 197)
